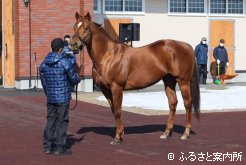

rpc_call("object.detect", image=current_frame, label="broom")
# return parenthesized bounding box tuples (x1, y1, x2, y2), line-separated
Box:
(214, 63, 221, 85)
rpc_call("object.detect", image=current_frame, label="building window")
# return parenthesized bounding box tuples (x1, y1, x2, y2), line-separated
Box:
(105, 0, 123, 11)
(104, 0, 144, 13)
(94, 0, 98, 11)
(170, 0, 186, 13)
(125, 0, 143, 12)
(169, 0, 244, 15)
(210, 0, 226, 13)
(169, 0, 205, 14)
(188, 0, 205, 13)
(228, 0, 243, 14)
(94, 0, 101, 13)
(210, 0, 244, 14)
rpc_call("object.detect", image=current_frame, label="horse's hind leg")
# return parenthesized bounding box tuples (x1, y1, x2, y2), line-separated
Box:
(160, 76, 177, 139)
(178, 81, 192, 140)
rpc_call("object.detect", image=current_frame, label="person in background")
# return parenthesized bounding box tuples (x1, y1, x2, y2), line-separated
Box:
(40, 38, 81, 155)
(63, 35, 76, 61)
(63, 34, 79, 56)
(63, 35, 72, 54)
(195, 37, 208, 84)
(63, 35, 77, 91)
(213, 39, 229, 84)
(64, 35, 71, 44)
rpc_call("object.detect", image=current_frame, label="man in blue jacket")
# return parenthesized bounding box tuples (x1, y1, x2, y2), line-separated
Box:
(195, 37, 208, 84)
(213, 39, 229, 84)
(40, 38, 81, 155)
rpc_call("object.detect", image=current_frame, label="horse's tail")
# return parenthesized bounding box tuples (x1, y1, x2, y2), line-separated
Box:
(190, 63, 200, 120)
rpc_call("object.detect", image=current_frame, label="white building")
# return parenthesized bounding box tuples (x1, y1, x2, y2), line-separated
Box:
(93, 0, 246, 82)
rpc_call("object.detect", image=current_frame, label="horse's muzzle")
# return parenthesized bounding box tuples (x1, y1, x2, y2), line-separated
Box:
(70, 42, 80, 51)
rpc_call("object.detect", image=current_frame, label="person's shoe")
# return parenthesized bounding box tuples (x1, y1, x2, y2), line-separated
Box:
(54, 149, 72, 156)
(44, 150, 54, 155)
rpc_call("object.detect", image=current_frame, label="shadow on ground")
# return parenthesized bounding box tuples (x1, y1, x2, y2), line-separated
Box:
(76, 124, 196, 139)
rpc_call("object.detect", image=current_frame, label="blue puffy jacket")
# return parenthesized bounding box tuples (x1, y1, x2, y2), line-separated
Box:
(213, 46, 229, 63)
(39, 52, 81, 103)
(195, 43, 208, 64)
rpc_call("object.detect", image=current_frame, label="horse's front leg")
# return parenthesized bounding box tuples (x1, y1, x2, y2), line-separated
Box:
(110, 82, 124, 145)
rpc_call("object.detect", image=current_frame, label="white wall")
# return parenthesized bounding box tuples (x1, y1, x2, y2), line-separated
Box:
(235, 18, 246, 71)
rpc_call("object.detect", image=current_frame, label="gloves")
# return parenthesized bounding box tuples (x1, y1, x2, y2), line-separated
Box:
(226, 62, 229, 67)
(217, 59, 220, 64)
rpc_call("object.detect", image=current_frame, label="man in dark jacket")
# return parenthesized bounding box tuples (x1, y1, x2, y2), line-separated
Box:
(195, 37, 208, 84)
(40, 38, 81, 155)
(213, 39, 229, 84)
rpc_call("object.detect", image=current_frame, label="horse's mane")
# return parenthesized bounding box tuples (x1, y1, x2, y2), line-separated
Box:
(92, 21, 126, 45)
(93, 21, 102, 28)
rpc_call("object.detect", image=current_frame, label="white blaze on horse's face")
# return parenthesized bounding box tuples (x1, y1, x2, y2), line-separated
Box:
(77, 22, 82, 28)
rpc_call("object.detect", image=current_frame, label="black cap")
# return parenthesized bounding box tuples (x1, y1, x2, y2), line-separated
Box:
(220, 39, 225, 43)
(64, 35, 70, 39)
(51, 38, 64, 51)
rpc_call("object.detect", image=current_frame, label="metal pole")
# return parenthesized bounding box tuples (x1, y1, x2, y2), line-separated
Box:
(34, 52, 36, 89)
(28, 1, 31, 89)
(2, 0, 5, 86)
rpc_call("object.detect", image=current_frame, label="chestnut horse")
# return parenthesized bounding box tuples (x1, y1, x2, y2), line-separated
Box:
(71, 12, 200, 144)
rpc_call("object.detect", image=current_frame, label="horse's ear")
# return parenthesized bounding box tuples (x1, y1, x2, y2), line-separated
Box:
(85, 12, 92, 21)
(75, 12, 81, 20)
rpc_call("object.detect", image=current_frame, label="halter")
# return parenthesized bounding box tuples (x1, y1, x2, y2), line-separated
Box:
(69, 23, 90, 110)
(72, 23, 92, 48)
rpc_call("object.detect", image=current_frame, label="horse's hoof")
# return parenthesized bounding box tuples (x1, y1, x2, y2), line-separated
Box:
(160, 133, 170, 139)
(181, 134, 189, 140)
(110, 139, 122, 145)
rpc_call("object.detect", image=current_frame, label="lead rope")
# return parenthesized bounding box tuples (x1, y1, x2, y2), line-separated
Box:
(69, 45, 84, 110)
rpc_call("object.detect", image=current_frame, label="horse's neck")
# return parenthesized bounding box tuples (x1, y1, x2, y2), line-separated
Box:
(87, 25, 117, 68)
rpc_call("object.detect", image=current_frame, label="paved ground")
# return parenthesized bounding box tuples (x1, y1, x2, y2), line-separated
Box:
(0, 84, 245, 165)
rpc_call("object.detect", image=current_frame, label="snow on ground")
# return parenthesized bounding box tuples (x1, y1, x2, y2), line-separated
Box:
(97, 86, 246, 111)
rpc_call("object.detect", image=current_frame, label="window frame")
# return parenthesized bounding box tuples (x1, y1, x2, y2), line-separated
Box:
(94, 0, 101, 14)
(168, 0, 245, 17)
(208, 0, 245, 17)
(102, 0, 145, 15)
(168, 0, 207, 16)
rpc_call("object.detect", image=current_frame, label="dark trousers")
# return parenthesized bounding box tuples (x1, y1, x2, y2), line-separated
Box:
(43, 101, 70, 152)
(216, 62, 226, 76)
(197, 64, 207, 84)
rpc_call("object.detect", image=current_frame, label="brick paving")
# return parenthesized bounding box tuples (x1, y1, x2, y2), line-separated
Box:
(0, 86, 245, 164)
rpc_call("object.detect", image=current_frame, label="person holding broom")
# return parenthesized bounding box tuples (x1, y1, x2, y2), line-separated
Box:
(213, 39, 229, 84)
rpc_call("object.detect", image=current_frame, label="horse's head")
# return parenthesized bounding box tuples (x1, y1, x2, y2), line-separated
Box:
(70, 12, 92, 51)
